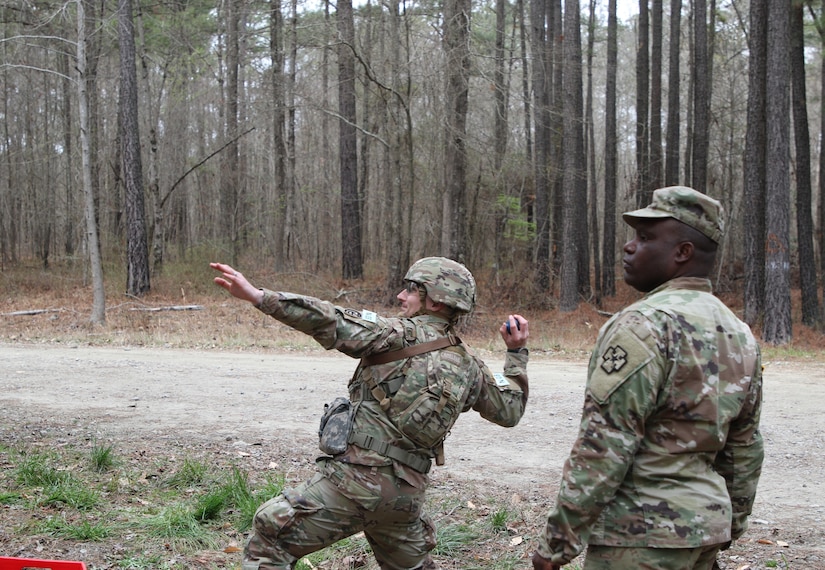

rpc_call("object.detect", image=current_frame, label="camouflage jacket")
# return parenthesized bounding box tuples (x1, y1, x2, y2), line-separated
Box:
(257, 289, 528, 487)
(537, 277, 763, 564)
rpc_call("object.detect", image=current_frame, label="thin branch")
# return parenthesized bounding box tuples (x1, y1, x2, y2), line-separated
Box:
(0, 63, 73, 81)
(160, 127, 256, 209)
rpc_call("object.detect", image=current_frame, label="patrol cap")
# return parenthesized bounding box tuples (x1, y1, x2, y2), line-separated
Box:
(622, 186, 724, 243)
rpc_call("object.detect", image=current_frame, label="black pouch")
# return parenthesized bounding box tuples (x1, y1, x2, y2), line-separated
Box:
(318, 397, 355, 455)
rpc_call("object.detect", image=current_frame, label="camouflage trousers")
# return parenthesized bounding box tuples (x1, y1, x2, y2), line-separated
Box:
(582, 544, 723, 570)
(243, 458, 436, 570)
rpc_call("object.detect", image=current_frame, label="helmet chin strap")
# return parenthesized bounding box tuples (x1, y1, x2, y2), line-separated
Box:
(411, 286, 448, 321)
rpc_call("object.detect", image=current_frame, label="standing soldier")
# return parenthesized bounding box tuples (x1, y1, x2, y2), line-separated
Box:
(532, 186, 764, 570)
(211, 256, 530, 570)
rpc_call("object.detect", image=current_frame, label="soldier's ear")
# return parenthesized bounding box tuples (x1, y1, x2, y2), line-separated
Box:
(674, 240, 694, 264)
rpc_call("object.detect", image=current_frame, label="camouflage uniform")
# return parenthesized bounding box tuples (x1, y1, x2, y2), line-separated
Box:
(244, 261, 528, 570)
(536, 187, 764, 570)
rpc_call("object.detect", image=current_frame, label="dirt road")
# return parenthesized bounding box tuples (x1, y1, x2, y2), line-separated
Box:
(2, 343, 824, 568)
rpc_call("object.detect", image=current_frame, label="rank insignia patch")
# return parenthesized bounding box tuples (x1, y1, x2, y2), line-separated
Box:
(600, 345, 628, 374)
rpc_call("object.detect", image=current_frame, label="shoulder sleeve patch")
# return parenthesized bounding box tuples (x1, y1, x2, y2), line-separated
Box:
(342, 308, 378, 323)
(588, 326, 656, 404)
(493, 372, 510, 387)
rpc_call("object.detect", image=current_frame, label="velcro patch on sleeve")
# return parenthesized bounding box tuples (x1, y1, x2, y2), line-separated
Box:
(342, 308, 378, 323)
(588, 326, 655, 404)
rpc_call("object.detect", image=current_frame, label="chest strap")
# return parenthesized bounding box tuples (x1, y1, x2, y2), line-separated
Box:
(348, 433, 431, 473)
(360, 332, 460, 367)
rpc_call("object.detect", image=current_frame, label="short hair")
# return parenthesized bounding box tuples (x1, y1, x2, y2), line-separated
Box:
(673, 220, 718, 266)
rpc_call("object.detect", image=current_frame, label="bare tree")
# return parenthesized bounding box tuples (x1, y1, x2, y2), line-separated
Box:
(531, 0, 552, 293)
(649, 0, 663, 189)
(790, 0, 821, 326)
(442, 0, 471, 260)
(635, 0, 650, 206)
(270, 0, 288, 272)
(585, 0, 600, 302)
(559, 0, 584, 312)
(338, 0, 362, 279)
(762, 0, 792, 344)
(690, 0, 709, 192)
(664, 0, 682, 185)
(601, 0, 618, 298)
(118, 0, 150, 296)
(77, 0, 106, 323)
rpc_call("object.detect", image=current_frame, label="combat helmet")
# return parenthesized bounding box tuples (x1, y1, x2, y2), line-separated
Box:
(404, 257, 476, 313)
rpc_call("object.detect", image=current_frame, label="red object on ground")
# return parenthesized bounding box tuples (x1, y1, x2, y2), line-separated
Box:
(0, 557, 87, 570)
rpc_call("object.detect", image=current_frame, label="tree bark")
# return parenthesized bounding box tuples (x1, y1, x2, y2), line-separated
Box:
(119, 0, 150, 296)
(790, 0, 821, 326)
(649, 0, 663, 189)
(531, 0, 551, 292)
(270, 0, 288, 272)
(442, 0, 471, 260)
(743, 0, 766, 326)
(690, 0, 709, 192)
(601, 0, 618, 298)
(635, 0, 650, 207)
(664, 0, 682, 185)
(762, 0, 792, 344)
(338, 0, 362, 279)
(77, 0, 106, 323)
(559, 0, 583, 312)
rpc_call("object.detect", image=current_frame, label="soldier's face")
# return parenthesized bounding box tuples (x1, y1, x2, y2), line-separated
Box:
(622, 218, 682, 292)
(398, 281, 422, 317)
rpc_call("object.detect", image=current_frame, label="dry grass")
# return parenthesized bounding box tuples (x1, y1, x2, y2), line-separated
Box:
(1, 257, 823, 362)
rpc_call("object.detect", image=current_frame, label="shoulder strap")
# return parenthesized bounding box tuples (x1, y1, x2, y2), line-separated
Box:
(360, 332, 461, 367)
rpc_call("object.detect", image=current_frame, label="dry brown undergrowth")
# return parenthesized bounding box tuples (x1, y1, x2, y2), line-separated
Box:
(1, 259, 823, 359)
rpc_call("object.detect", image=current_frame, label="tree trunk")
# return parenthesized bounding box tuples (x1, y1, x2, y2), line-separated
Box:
(743, 0, 766, 326)
(442, 0, 471, 260)
(690, 0, 709, 192)
(221, 0, 241, 263)
(559, 0, 583, 312)
(762, 0, 792, 344)
(820, 0, 825, 316)
(270, 0, 288, 272)
(601, 0, 618, 298)
(635, 0, 650, 207)
(494, 0, 508, 170)
(531, 0, 551, 292)
(338, 0, 362, 279)
(664, 0, 682, 185)
(790, 0, 821, 327)
(586, 0, 600, 303)
(119, 0, 150, 296)
(77, 0, 106, 323)
(649, 0, 663, 189)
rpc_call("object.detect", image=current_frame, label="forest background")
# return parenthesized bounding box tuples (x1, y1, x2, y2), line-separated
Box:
(1, 0, 824, 347)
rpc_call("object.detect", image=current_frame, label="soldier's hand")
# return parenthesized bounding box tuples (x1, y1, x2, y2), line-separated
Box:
(210, 262, 264, 306)
(500, 314, 529, 349)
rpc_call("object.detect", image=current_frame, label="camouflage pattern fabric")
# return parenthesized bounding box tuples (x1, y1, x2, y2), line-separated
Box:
(536, 277, 763, 567)
(622, 186, 724, 243)
(581, 543, 722, 570)
(403, 257, 476, 312)
(244, 460, 434, 570)
(247, 289, 528, 569)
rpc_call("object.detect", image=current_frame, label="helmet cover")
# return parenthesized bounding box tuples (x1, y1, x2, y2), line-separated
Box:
(404, 257, 476, 313)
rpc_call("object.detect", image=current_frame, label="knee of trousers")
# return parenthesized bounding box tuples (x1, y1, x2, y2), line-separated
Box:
(243, 494, 305, 569)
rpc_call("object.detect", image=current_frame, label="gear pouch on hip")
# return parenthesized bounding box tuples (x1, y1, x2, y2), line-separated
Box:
(318, 397, 355, 455)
